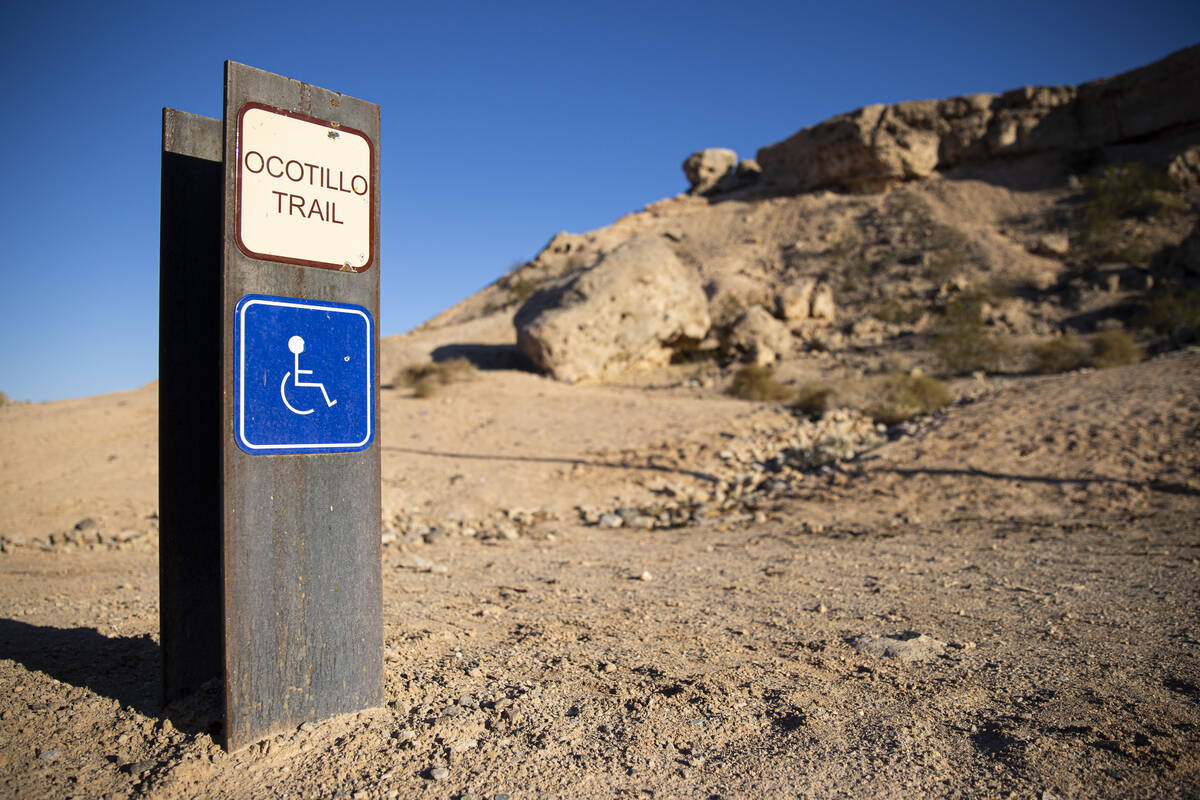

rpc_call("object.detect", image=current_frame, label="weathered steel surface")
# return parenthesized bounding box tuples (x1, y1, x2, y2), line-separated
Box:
(160, 108, 224, 707)
(221, 62, 382, 749)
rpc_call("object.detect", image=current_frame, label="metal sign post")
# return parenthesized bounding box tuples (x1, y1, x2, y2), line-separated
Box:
(160, 62, 382, 750)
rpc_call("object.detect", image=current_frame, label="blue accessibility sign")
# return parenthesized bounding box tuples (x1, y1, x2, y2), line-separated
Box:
(234, 294, 375, 454)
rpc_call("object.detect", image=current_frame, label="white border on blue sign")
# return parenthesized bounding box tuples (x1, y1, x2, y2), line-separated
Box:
(236, 296, 374, 453)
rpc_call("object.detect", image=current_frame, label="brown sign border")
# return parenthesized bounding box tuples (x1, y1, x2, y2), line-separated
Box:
(234, 101, 376, 273)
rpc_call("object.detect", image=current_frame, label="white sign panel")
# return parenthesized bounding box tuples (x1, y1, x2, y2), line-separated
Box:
(236, 104, 374, 271)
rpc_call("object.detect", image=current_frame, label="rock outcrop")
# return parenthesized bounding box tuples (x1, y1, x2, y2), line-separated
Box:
(775, 279, 836, 322)
(725, 306, 793, 365)
(758, 44, 1200, 193)
(683, 148, 738, 194)
(514, 238, 710, 382)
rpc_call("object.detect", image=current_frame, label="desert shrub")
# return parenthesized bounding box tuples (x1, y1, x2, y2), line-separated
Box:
(887, 190, 933, 227)
(863, 374, 951, 425)
(1090, 329, 1143, 368)
(1082, 162, 1188, 226)
(1141, 289, 1200, 338)
(727, 365, 793, 402)
(1077, 163, 1189, 267)
(829, 230, 871, 292)
(922, 225, 978, 284)
(411, 379, 437, 398)
(792, 383, 834, 416)
(1033, 334, 1090, 374)
(394, 357, 477, 397)
(713, 293, 746, 328)
(0, 391, 8, 407)
(935, 323, 1010, 375)
(1031, 329, 1144, 373)
(933, 290, 1011, 375)
(872, 298, 925, 325)
(508, 275, 537, 302)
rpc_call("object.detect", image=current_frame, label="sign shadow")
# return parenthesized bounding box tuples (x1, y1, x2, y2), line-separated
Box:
(0, 619, 221, 737)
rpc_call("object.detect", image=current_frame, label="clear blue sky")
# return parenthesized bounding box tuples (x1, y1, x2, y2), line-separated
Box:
(1, 0, 1197, 401)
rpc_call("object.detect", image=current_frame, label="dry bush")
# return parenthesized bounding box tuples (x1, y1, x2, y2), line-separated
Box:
(923, 225, 975, 284)
(394, 358, 477, 397)
(829, 230, 871, 292)
(935, 323, 1011, 375)
(508, 275, 537, 302)
(1077, 163, 1189, 266)
(727, 365, 793, 402)
(1083, 163, 1188, 226)
(872, 298, 925, 325)
(792, 384, 834, 416)
(862, 374, 952, 425)
(934, 291, 1011, 375)
(1033, 335, 1090, 374)
(1141, 289, 1200, 340)
(1032, 330, 1143, 373)
(1090, 329, 1143, 368)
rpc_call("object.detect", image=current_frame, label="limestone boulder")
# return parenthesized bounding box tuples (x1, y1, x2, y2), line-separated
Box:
(683, 148, 738, 194)
(514, 238, 710, 382)
(726, 305, 794, 365)
(809, 283, 836, 321)
(775, 278, 817, 321)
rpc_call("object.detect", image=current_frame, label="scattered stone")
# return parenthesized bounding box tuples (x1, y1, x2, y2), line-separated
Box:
(852, 632, 946, 664)
(597, 514, 623, 529)
(638, 571, 653, 582)
(428, 766, 449, 781)
(1030, 233, 1070, 257)
(37, 749, 61, 762)
(400, 554, 449, 574)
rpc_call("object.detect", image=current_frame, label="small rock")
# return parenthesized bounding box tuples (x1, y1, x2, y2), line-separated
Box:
(597, 514, 623, 529)
(37, 749, 61, 762)
(428, 766, 449, 781)
(852, 632, 945, 664)
(638, 571, 653, 582)
(1030, 233, 1070, 258)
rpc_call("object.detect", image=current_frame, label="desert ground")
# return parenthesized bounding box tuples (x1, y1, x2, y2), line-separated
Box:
(1, 343, 1198, 799)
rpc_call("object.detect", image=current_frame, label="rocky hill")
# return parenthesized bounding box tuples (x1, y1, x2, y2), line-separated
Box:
(394, 44, 1200, 396)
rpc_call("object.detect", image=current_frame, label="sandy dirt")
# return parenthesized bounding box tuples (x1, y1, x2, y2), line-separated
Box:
(1, 346, 1198, 799)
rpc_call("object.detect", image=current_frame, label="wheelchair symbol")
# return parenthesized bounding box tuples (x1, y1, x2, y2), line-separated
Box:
(280, 335, 338, 416)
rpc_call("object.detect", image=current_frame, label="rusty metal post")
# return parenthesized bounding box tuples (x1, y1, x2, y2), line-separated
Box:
(160, 62, 382, 750)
